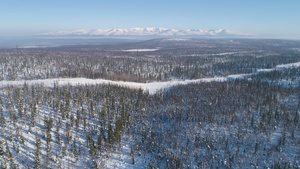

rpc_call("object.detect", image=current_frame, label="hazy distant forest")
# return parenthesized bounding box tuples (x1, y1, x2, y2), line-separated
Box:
(0, 39, 299, 169)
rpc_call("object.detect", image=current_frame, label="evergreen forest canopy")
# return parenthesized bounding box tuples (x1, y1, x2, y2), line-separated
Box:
(0, 38, 299, 168)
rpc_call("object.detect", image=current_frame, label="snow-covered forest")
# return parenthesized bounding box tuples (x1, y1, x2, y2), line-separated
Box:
(0, 38, 299, 168)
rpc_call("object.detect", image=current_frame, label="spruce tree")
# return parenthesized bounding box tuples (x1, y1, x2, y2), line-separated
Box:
(108, 123, 114, 145)
(70, 114, 75, 127)
(46, 141, 51, 160)
(0, 110, 6, 129)
(0, 140, 4, 156)
(45, 118, 53, 159)
(6, 141, 16, 169)
(74, 138, 78, 162)
(97, 134, 102, 152)
(131, 146, 135, 164)
(115, 118, 122, 145)
(18, 99, 23, 119)
(35, 135, 42, 169)
(56, 122, 61, 144)
(31, 104, 37, 127)
(89, 135, 96, 157)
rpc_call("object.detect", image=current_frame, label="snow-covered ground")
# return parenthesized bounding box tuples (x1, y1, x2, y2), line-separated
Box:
(0, 77, 226, 95)
(257, 62, 300, 72)
(276, 62, 300, 69)
(0, 61, 299, 169)
(0, 61, 299, 94)
(118, 49, 159, 52)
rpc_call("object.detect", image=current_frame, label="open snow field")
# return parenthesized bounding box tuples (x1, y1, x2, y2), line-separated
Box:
(0, 77, 226, 94)
(118, 48, 159, 52)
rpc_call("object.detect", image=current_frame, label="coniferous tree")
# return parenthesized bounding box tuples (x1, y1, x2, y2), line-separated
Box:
(0, 140, 4, 157)
(6, 141, 16, 169)
(56, 119, 61, 144)
(97, 134, 102, 152)
(66, 122, 72, 143)
(76, 109, 81, 125)
(18, 99, 23, 119)
(131, 146, 135, 164)
(31, 104, 38, 127)
(73, 138, 78, 162)
(115, 118, 122, 146)
(70, 114, 75, 127)
(35, 135, 42, 169)
(89, 133, 96, 157)
(0, 110, 6, 129)
(108, 123, 114, 145)
(45, 118, 53, 159)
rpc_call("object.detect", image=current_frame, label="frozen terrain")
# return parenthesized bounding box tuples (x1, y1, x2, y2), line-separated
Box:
(0, 77, 227, 94)
(0, 61, 299, 94)
(118, 48, 159, 52)
(0, 39, 299, 169)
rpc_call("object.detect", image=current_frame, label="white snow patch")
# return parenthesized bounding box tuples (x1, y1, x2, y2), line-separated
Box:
(215, 52, 236, 56)
(118, 49, 159, 52)
(19, 45, 48, 49)
(256, 61, 300, 73)
(257, 69, 274, 73)
(163, 38, 190, 41)
(0, 77, 227, 95)
(276, 61, 300, 69)
(227, 74, 252, 79)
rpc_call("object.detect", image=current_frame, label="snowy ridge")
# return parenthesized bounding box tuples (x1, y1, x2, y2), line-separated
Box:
(43, 28, 251, 36)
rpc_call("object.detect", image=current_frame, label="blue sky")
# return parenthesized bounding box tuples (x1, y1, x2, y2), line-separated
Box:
(1, 0, 299, 38)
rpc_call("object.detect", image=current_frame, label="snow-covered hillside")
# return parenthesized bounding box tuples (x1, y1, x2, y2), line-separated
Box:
(43, 27, 250, 36)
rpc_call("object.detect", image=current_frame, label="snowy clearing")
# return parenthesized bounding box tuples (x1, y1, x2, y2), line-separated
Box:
(118, 49, 159, 52)
(163, 38, 190, 41)
(276, 61, 300, 69)
(0, 77, 226, 94)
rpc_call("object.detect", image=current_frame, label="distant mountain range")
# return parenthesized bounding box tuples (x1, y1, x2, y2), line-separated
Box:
(42, 28, 251, 37)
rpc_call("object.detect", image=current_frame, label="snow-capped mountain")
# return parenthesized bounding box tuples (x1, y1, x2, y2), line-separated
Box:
(43, 28, 251, 36)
